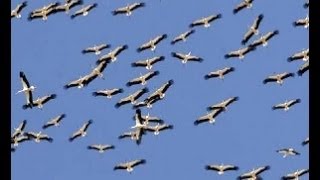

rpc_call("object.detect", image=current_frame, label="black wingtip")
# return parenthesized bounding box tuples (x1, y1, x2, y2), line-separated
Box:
(168, 79, 174, 85)
(189, 24, 194, 28)
(22, 104, 32, 110)
(92, 3, 98, 8)
(154, 70, 160, 76)
(92, 92, 98, 96)
(296, 98, 301, 103)
(118, 88, 124, 93)
(233, 9, 238, 14)
(162, 34, 168, 39)
(70, 14, 76, 19)
(205, 165, 210, 170)
(140, 159, 146, 164)
(171, 52, 176, 57)
(136, 48, 142, 53)
(42, 125, 48, 129)
(204, 75, 210, 80)
(274, 30, 279, 35)
(224, 54, 230, 59)
(287, 57, 293, 62)
(216, 13, 222, 18)
(170, 41, 176, 45)
(258, 14, 264, 19)
(51, 94, 57, 99)
(140, 2, 146, 7)
(115, 103, 121, 108)
(234, 96, 239, 101)
(88, 119, 93, 124)
(194, 121, 199, 126)
(297, 70, 303, 76)
(111, 11, 117, 16)
(206, 107, 213, 111)
(81, 50, 87, 54)
(142, 87, 149, 93)
(126, 82, 132, 87)
(241, 40, 247, 45)
(63, 85, 70, 90)
(19, 71, 24, 77)
(123, 44, 128, 50)
(61, 114, 66, 119)
(159, 56, 165, 60)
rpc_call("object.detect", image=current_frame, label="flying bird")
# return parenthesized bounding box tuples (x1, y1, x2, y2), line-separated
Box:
(23, 94, 57, 109)
(302, 137, 309, 146)
(233, 0, 254, 14)
(126, 71, 160, 87)
(282, 169, 309, 180)
(112, 2, 145, 16)
(204, 67, 235, 80)
(263, 72, 295, 85)
(145, 123, 173, 135)
(69, 120, 93, 142)
(137, 34, 167, 52)
(248, 30, 279, 48)
(145, 79, 174, 101)
(115, 88, 149, 108)
(11, 120, 27, 139)
(28, 3, 60, 21)
(64, 76, 91, 89)
(189, 14, 222, 28)
(297, 61, 309, 76)
(133, 95, 161, 109)
(82, 44, 110, 55)
(92, 88, 123, 99)
(96, 45, 128, 64)
(87, 144, 115, 153)
(224, 46, 256, 60)
(118, 128, 145, 145)
(114, 159, 146, 173)
(241, 14, 264, 45)
(11, 1, 27, 19)
(54, 0, 83, 14)
(71, 3, 97, 19)
(194, 109, 224, 125)
(276, 148, 300, 158)
(293, 15, 309, 28)
(287, 49, 309, 62)
(131, 56, 165, 70)
(25, 131, 53, 143)
(171, 52, 203, 64)
(42, 114, 66, 129)
(237, 165, 270, 180)
(171, 29, 195, 45)
(207, 96, 239, 111)
(205, 164, 239, 175)
(131, 109, 148, 129)
(11, 135, 30, 147)
(132, 112, 164, 126)
(272, 99, 301, 111)
(17, 71, 36, 106)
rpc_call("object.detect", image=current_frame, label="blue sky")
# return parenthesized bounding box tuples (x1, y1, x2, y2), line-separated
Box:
(11, 0, 308, 179)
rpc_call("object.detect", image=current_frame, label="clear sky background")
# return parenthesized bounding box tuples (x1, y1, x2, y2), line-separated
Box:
(11, 0, 309, 179)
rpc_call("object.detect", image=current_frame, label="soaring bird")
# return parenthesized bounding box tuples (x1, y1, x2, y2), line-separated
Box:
(131, 56, 165, 70)
(137, 34, 167, 52)
(22, 94, 55, 109)
(171, 52, 203, 64)
(115, 88, 149, 108)
(297, 61, 309, 76)
(263, 72, 295, 85)
(17, 71, 36, 106)
(92, 88, 123, 99)
(54, 0, 83, 14)
(276, 148, 300, 158)
(114, 159, 146, 172)
(145, 123, 173, 135)
(282, 169, 309, 180)
(204, 67, 235, 80)
(189, 14, 222, 28)
(87, 144, 115, 153)
(11, 120, 27, 139)
(171, 29, 195, 45)
(71, 3, 97, 19)
(224, 46, 256, 60)
(131, 109, 147, 130)
(11, 1, 27, 19)
(11, 135, 30, 147)
(23, 94, 57, 109)
(132, 112, 164, 126)
(233, 0, 254, 14)
(194, 109, 224, 125)
(69, 120, 93, 142)
(237, 166, 270, 179)
(293, 15, 309, 29)
(64, 75, 91, 89)
(28, 3, 60, 21)
(302, 137, 309, 146)
(118, 128, 145, 145)
(126, 71, 160, 87)
(145, 80, 174, 101)
(42, 114, 66, 129)
(272, 99, 301, 111)
(96, 45, 128, 64)
(241, 14, 264, 45)
(25, 131, 53, 143)
(205, 164, 239, 175)
(287, 49, 309, 62)
(82, 44, 110, 55)
(112, 2, 145, 16)
(248, 30, 279, 48)
(207, 96, 239, 111)
(133, 95, 161, 109)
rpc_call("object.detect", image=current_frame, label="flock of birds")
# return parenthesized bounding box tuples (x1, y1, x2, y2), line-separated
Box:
(12, 0, 309, 179)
